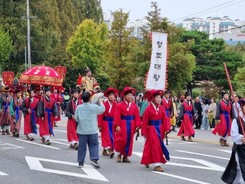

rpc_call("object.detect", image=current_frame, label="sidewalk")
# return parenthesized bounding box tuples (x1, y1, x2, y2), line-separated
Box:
(168, 128, 232, 145)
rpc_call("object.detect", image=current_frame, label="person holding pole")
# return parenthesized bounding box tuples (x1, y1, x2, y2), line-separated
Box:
(212, 91, 233, 146)
(222, 98, 245, 183)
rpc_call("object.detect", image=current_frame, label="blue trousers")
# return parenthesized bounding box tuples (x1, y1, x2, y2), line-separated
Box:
(77, 133, 99, 163)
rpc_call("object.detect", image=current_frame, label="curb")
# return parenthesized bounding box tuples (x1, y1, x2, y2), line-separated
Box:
(168, 135, 221, 145)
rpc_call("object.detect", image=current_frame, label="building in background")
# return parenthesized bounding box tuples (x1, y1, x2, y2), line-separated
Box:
(128, 19, 150, 39)
(103, 12, 150, 40)
(104, 13, 245, 44)
(178, 16, 245, 44)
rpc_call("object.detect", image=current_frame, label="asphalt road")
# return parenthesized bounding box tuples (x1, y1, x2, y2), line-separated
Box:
(0, 115, 231, 184)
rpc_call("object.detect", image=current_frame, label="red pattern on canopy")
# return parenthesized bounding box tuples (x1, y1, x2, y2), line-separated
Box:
(2, 71, 15, 86)
(19, 65, 63, 86)
(54, 66, 67, 78)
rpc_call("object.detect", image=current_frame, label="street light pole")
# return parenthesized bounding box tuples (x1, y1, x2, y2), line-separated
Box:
(27, 0, 31, 69)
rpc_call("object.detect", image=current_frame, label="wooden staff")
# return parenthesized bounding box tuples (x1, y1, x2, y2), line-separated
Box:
(223, 62, 245, 136)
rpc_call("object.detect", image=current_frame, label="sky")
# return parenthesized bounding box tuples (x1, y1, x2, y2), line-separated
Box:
(101, 0, 245, 23)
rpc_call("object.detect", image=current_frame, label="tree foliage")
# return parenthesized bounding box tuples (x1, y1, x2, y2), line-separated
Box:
(180, 30, 243, 90)
(0, 0, 103, 87)
(234, 67, 245, 96)
(0, 26, 13, 70)
(105, 10, 146, 90)
(66, 19, 109, 89)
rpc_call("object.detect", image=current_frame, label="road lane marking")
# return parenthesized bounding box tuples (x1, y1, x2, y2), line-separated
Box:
(25, 156, 108, 182)
(16, 139, 60, 150)
(169, 156, 225, 171)
(133, 152, 224, 171)
(154, 172, 210, 184)
(218, 149, 231, 154)
(51, 140, 70, 146)
(0, 171, 8, 176)
(0, 143, 24, 150)
(177, 150, 229, 160)
(54, 130, 67, 133)
(178, 142, 198, 145)
(52, 139, 67, 142)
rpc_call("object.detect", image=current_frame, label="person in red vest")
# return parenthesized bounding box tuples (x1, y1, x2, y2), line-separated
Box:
(66, 89, 82, 150)
(98, 87, 118, 158)
(22, 88, 39, 141)
(37, 87, 58, 145)
(51, 87, 62, 127)
(141, 89, 169, 172)
(212, 91, 233, 146)
(177, 92, 195, 142)
(161, 90, 173, 134)
(114, 86, 141, 163)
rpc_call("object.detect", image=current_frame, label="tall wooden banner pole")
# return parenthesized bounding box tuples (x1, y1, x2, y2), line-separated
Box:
(224, 62, 245, 136)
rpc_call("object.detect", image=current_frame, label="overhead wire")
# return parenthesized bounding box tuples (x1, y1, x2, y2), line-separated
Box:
(172, 0, 245, 22)
(193, 0, 245, 19)
(211, 24, 245, 35)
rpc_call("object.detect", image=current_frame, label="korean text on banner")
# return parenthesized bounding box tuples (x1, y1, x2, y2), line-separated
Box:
(146, 32, 168, 91)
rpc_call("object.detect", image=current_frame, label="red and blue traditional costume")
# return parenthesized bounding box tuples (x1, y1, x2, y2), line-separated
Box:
(10, 96, 23, 136)
(114, 87, 141, 161)
(177, 100, 195, 138)
(37, 95, 58, 143)
(51, 92, 62, 122)
(212, 99, 232, 146)
(22, 97, 39, 140)
(161, 97, 172, 133)
(99, 100, 117, 150)
(141, 102, 170, 165)
(66, 97, 82, 146)
(114, 100, 141, 156)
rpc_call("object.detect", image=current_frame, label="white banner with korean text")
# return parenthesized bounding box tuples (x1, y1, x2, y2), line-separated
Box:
(146, 32, 168, 91)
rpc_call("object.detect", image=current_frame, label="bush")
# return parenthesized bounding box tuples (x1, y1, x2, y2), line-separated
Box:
(192, 88, 202, 98)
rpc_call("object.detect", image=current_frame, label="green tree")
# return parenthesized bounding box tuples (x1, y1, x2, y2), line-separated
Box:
(72, 0, 103, 23)
(0, 26, 13, 70)
(234, 67, 245, 96)
(106, 10, 145, 90)
(168, 42, 196, 92)
(66, 19, 109, 89)
(181, 30, 243, 89)
(0, 0, 104, 87)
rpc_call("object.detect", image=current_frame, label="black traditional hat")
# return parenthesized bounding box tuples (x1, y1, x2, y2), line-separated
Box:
(44, 86, 51, 93)
(164, 90, 171, 95)
(185, 91, 191, 98)
(84, 67, 91, 73)
(72, 88, 80, 94)
(239, 98, 245, 107)
(27, 86, 35, 94)
(221, 90, 229, 97)
(2, 86, 10, 92)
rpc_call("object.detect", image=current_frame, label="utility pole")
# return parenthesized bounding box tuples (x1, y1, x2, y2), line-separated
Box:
(27, 0, 31, 69)
(25, 47, 27, 71)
